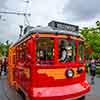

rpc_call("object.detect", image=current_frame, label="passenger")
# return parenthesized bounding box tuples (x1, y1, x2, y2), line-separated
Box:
(39, 48, 46, 64)
(59, 40, 65, 58)
(89, 58, 96, 84)
(59, 47, 68, 62)
(39, 48, 45, 60)
(59, 40, 68, 62)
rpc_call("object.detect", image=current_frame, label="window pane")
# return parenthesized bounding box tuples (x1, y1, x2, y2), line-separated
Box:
(58, 39, 76, 62)
(13, 55, 16, 64)
(36, 38, 54, 64)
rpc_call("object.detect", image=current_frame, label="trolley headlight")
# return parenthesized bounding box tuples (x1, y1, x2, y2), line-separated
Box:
(65, 69, 74, 78)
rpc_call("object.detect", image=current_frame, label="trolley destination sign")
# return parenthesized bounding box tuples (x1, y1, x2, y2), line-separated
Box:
(48, 21, 79, 33)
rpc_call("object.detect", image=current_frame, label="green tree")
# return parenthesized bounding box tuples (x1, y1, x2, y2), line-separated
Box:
(0, 41, 10, 57)
(80, 21, 100, 59)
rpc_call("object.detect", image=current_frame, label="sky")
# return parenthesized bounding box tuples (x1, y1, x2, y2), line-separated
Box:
(0, 0, 100, 43)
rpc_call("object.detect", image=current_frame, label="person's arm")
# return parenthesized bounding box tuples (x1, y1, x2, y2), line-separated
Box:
(59, 50, 67, 61)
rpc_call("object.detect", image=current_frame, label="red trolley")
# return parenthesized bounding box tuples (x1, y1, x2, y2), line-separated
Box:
(8, 21, 91, 100)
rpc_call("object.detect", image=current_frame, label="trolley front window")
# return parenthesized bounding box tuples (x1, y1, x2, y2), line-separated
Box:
(58, 39, 76, 62)
(36, 37, 54, 64)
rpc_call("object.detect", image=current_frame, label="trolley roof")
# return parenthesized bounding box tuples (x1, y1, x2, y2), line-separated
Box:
(11, 21, 84, 47)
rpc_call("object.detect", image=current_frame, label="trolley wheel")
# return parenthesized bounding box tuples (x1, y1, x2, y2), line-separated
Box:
(76, 96, 86, 100)
(16, 88, 26, 100)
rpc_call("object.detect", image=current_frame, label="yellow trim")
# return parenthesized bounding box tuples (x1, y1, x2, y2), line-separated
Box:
(37, 67, 84, 79)
(16, 67, 30, 79)
(8, 47, 16, 86)
(32, 33, 84, 41)
(23, 68, 30, 79)
(38, 68, 66, 79)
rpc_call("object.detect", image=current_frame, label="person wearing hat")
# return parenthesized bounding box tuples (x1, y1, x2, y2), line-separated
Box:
(59, 40, 68, 62)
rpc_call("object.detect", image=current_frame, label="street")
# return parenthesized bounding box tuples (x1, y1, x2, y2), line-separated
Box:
(0, 75, 100, 100)
(0, 76, 22, 100)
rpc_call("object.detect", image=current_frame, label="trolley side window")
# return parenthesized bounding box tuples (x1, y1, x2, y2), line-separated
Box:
(22, 43, 26, 61)
(78, 42, 84, 63)
(16, 46, 20, 62)
(19, 46, 23, 61)
(18, 43, 26, 62)
(13, 55, 16, 64)
(58, 39, 76, 62)
(36, 37, 54, 64)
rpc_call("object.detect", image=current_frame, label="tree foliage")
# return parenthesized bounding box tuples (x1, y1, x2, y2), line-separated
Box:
(80, 21, 100, 59)
(0, 41, 10, 57)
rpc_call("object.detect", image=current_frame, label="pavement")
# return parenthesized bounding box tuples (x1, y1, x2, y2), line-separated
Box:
(86, 75, 100, 99)
(0, 75, 22, 100)
(0, 74, 100, 100)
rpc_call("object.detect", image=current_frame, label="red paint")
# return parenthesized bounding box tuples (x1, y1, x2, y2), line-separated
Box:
(54, 37, 58, 64)
(28, 81, 91, 100)
(9, 33, 91, 100)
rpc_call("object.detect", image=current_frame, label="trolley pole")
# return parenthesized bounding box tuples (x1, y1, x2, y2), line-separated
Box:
(0, 11, 31, 38)
(0, 11, 31, 16)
